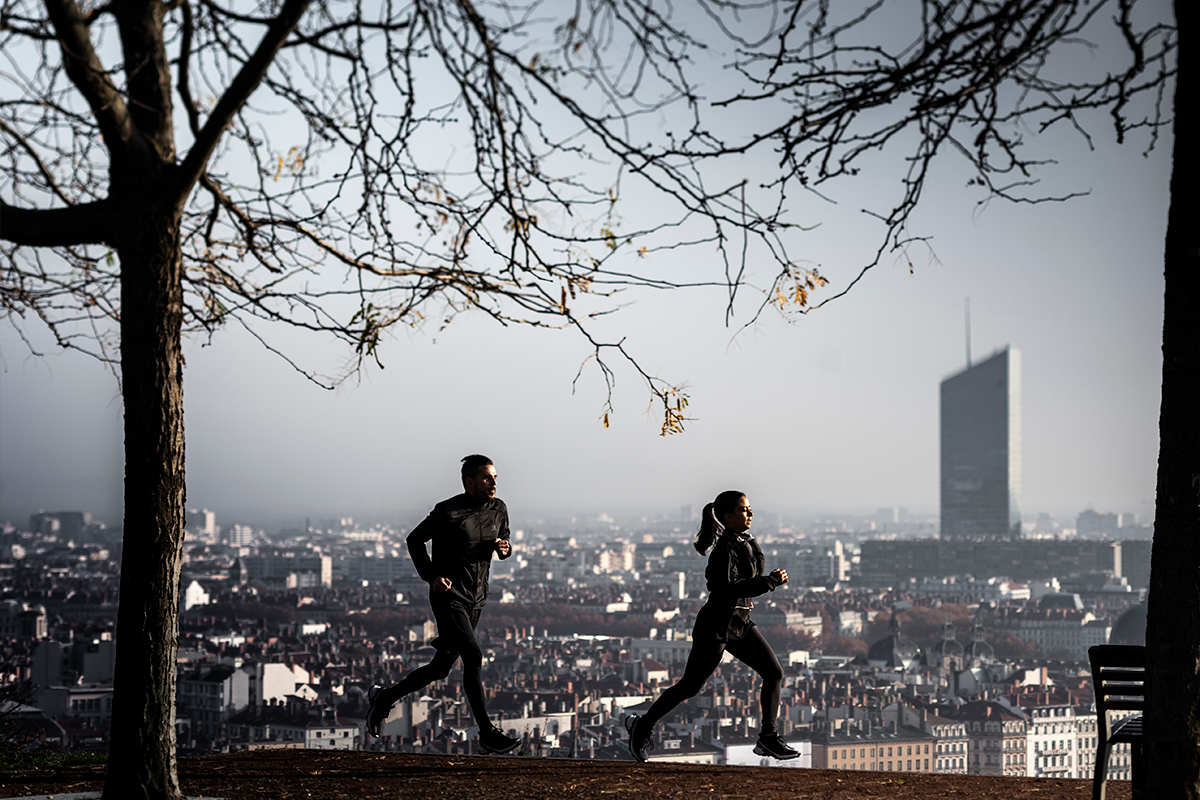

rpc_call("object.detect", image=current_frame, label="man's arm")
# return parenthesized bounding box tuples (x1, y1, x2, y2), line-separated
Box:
(494, 503, 513, 559)
(406, 512, 441, 583)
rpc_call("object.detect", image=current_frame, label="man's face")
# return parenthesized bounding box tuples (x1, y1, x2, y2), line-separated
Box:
(463, 464, 498, 500)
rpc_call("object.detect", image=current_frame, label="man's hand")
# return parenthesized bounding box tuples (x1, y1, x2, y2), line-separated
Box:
(431, 577, 452, 592)
(495, 539, 511, 557)
(770, 568, 789, 585)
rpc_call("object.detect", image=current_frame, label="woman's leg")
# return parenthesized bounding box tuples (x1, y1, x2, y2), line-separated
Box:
(635, 638, 726, 736)
(725, 626, 784, 735)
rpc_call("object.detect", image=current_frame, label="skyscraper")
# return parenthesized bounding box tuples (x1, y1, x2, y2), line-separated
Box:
(940, 347, 1021, 541)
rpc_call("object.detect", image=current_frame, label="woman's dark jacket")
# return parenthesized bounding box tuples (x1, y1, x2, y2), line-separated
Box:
(691, 530, 782, 642)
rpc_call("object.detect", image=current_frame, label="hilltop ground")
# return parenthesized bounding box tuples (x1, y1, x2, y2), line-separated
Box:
(0, 750, 1130, 800)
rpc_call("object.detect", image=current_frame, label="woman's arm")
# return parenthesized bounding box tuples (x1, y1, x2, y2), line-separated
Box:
(707, 540, 782, 598)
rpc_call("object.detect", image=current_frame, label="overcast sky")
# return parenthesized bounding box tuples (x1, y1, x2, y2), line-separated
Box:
(0, 4, 1172, 533)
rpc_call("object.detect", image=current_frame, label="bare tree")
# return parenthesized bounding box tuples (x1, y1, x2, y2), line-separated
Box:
(2, 0, 1192, 798)
(1, 1, 822, 797)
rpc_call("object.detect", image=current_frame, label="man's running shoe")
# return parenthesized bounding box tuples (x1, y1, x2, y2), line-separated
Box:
(624, 714, 652, 763)
(753, 732, 800, 760)
(479, 726, 520, 754)
(366, 685, 386, 738)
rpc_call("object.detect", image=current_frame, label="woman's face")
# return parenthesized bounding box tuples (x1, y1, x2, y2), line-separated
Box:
(721, 496, 753, 533)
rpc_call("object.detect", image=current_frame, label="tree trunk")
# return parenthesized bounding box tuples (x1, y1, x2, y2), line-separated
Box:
(1145, 2, 1200, 797)
(104, 205, 187, 800)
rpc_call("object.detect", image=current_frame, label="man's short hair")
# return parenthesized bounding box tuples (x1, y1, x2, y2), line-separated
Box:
(461, 454, 493, 480)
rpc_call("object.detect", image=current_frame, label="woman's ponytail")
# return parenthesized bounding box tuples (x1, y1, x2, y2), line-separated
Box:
(693, 490, 746, 554)
(694, 503, 720, 554)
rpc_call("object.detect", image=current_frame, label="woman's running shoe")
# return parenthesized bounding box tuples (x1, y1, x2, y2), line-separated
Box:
(753, 732, 800, 760)
(624, 714, 653, 762)
(366, 685, 385, 738)
(479, 726, 521, 754)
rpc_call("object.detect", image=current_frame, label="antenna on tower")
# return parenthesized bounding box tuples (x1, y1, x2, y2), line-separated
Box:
(965, 297, 972, 368)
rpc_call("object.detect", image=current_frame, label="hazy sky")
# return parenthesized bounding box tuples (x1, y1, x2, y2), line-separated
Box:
(0, 5, 1172, 532)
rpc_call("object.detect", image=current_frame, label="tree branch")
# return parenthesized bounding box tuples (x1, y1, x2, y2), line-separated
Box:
(0, 199, 116, 246)
(41, 0, 137, 166)
(175, 0, 312, 201)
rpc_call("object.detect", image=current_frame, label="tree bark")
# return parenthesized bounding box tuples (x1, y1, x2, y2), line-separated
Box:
(103, 204, 187, 800)
(1145, 2, 1200, 798)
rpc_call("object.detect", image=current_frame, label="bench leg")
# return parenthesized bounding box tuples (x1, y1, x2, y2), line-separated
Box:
(1093, 740, 1110, 800)
(1130, 741, 1143, 800)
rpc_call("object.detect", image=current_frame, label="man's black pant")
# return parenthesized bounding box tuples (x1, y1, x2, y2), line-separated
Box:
(637, 624, 783, 736)
(379, 596, 491, 730)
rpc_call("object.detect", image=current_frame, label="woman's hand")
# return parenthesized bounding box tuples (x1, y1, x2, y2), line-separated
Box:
(495, 539, 511, 557)
(770, 568, 788, 585)
(431, 577, 452, 592)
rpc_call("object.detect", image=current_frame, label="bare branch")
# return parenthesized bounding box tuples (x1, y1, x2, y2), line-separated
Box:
(176, 0, 312, 200)
(0, 199, 116, 247)
(41, 0, 137, 164)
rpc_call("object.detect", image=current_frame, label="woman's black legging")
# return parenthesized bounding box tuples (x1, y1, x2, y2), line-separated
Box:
(638, 624, 783, 736)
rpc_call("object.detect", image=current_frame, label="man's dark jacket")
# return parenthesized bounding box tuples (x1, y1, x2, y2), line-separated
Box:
(406, 493, 511, 609)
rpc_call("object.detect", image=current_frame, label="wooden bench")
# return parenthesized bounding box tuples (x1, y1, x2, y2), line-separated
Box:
(1088, 644, 1145, 800)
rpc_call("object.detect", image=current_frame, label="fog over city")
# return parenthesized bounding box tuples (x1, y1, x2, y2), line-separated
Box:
(2, 131, 1166, 532)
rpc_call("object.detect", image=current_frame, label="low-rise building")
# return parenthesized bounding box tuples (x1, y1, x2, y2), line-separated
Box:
(814, 722, 935, 773)
(949, 700, 1027, 777)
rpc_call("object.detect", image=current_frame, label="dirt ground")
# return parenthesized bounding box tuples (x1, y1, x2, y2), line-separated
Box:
(1, 750, 1129, 800)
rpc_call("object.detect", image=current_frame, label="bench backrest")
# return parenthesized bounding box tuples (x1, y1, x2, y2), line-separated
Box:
(1088, 644, 1146, 713)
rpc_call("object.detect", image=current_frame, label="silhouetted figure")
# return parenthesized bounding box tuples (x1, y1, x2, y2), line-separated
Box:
(367, 454, 519, 754)
(625, 490, 799, 762)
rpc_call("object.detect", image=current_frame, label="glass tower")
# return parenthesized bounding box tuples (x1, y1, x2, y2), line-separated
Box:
(940, 347, 1021, 541)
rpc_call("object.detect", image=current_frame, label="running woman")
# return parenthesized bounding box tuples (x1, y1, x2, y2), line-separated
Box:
(367, 454, 520, 754)
(625, 490, 799, 761)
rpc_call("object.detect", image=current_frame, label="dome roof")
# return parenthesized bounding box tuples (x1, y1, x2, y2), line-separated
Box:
(930, 637, 965, 657)
(1109, 601, 1147, 646)
(964, 615, 995, 662)
(964, 637, 995, 661)
(928, 619, 964, 658)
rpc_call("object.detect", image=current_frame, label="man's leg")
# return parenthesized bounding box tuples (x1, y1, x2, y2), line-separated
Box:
(368, 646, 459, 735)
(432, 601, 519, 753)
(436, 602, 492, 730)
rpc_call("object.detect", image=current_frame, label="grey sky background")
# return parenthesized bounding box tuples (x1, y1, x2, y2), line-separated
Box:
(0, 4, 1171, 531)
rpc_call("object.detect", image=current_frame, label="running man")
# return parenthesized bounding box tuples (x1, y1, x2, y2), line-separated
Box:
(367, 454, 520, 754)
